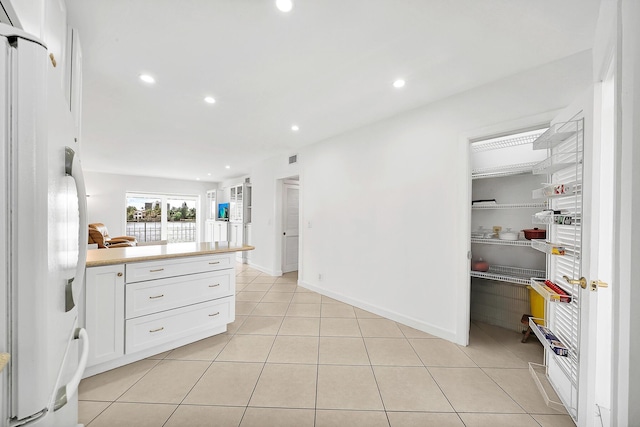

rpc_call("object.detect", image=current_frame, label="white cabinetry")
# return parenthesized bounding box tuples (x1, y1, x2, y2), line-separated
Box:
(84, 252, 236, 377)
(206, 190, 217, 220)
(228, 182, 251, 262)
(229, 222, 243, 246)
(245, 224, 253, 262)
(85, 264, 125, 366)
(213, 221, 229, 242)
(204, 191, 218, 242)
(205, 220, 215, 243)
(229, 182, 252, 224)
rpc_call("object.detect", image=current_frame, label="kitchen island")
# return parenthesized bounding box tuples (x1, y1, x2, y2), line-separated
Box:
(82, 242, 254, 378)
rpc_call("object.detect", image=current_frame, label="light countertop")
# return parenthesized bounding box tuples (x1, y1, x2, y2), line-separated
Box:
(86, 242, 255, 267)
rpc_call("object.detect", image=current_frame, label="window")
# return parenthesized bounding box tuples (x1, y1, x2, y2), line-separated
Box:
(126, 193, 199, 243)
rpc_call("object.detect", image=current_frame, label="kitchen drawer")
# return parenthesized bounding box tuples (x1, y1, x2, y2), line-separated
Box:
(126, 253, 233, 283)
(125, 297, 234, 354)
(125, 269, 234, 319)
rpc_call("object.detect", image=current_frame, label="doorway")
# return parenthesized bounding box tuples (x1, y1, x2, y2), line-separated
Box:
(281, 178, 299, 274)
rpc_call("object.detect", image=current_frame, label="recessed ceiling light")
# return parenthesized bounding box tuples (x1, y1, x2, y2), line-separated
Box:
(291, 125, 299, 132)
(139, 74, 156, 84)
(225, 165, 231, 169)
(196, 178, 200, 181)
(204, 96, 216, 104)
(276, 0, 293, 13)
(393, 79, 406, 88)
(207, 173, 212, 176)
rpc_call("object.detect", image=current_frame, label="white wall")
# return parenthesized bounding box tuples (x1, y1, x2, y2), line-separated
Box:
(247, 156, 299, 274)
(278, 51, 593, 344)
(83, 171, 216, 241)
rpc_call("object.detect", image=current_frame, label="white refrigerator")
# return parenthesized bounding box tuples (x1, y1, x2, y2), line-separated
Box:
(1, 24, 89, 426)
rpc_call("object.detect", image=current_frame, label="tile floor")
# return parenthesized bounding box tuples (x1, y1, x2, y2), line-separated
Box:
(78, 265, 575, 427)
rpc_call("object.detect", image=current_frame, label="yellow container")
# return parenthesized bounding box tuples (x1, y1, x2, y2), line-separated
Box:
(528, 285, 545, 324)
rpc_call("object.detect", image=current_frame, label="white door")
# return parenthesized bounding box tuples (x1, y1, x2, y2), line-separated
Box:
(282, 183, 299, 273)
(581, 61, 616, 427)
(543, 80, 615, 425)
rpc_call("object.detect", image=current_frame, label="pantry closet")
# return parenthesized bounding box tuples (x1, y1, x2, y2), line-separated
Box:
(469, 128, 549, 332)
(469, 119, 585, 419)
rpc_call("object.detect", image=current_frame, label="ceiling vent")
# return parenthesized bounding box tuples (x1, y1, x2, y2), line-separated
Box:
(288, 155, 298, 164)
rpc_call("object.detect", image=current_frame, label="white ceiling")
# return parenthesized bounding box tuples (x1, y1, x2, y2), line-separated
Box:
(66, 0, 601, 182)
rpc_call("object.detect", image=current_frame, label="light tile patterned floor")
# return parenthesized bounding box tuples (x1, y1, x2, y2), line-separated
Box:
(78, 265, 575, 427)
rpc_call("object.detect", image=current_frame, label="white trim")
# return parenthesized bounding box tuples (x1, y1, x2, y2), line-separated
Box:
(246, 261, 282, 277)
(612, 1, 639, 423)
(298, 280, 458, 342)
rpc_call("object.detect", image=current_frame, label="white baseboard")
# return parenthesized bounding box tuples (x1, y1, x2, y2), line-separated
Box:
(298, 280, 459, 343)
(247, 261, 282, 277)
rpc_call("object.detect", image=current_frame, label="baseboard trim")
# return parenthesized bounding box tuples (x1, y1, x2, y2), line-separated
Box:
(247, 261, 282, 277)
(298, 280, 459, 343)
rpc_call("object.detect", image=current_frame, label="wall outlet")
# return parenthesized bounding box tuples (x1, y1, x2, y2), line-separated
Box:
(318, 273, 323, 281)
(308, 221, 312, 228)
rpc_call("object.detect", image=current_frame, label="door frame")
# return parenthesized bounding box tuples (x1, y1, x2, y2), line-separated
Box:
(281, 178, 300, 273)
(274, 176, 300, 275)
(459, 110, 560, 346)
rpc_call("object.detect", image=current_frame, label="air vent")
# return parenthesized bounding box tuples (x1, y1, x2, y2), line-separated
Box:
(288, 155, 298, 164)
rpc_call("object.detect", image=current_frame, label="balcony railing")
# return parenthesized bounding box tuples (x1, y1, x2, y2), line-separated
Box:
(126, 221, 196, 243)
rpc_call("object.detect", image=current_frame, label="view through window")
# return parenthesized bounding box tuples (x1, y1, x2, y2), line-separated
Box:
(126, 193, 199, 243)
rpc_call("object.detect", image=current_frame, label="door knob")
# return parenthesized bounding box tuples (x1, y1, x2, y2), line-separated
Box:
(563, 275, 587, 289)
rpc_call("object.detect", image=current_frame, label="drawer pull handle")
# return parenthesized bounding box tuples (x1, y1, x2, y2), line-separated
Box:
(117, 272, 123, 277)
(149, 327, 164, 333)
(209, 261, 220, 265)
(209, 284, 220, 288)
(149, 294, 164, 299)
(150, 268, 164, 272)
(208, 312, 220, 317)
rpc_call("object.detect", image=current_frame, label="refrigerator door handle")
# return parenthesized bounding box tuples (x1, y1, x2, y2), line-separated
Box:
(53, 328, 89, 411)
(65, 146, 88, 312)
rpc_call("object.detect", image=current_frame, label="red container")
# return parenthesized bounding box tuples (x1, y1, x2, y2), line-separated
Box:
(522, 228, 546, 240)
(472, 258, 490, 272)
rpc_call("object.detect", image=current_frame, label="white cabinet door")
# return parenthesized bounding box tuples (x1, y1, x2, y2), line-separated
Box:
(213, 221, 228, 242)
(206, 190, 217, 220)
(85, 264, 125, 366)
(229, 223, 243, 246)
(205, 220, 215, 243)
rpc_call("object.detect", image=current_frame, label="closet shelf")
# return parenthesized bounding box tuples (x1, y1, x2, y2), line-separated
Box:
(530, 279, 573, 303)
(532, 153, 582, 175)
(472, 202, 547, 210)
(532, 182, 581, 199)
(532, 213, 580, 226)
(531, 240, 566, 255)
(471, 265, 545, 286)
(529, 363, 568, 413)
(529, 318, 570, 358)
(471, 237, 532, 247)
(472, 162, 538, 180)
(532, 122, 579, 150)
